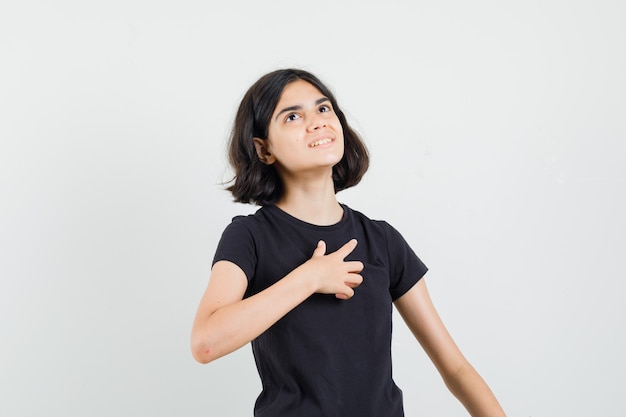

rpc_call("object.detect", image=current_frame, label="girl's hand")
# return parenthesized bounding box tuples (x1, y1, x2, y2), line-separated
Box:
(303, 239, 364, 299)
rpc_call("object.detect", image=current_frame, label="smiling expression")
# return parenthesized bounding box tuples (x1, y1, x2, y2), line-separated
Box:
(254, 80, 345, 177)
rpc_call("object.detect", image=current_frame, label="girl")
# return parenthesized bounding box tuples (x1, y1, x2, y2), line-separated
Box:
(191, 68, 506, 416)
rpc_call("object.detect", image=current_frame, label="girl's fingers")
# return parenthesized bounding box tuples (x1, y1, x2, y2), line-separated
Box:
(312, 240, 326, 258)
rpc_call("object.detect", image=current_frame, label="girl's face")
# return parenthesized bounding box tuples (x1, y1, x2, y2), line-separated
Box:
(255, 80, 344, 178)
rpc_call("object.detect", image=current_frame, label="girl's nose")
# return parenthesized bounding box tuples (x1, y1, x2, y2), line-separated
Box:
(307, 116, 326, 131)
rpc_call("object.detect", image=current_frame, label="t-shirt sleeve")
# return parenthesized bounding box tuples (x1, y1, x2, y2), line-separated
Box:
(384, 222, 429, 301)
(212, 216, 257, 282)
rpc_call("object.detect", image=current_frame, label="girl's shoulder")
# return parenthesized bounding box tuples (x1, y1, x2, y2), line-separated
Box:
(344, 205, 396, 232)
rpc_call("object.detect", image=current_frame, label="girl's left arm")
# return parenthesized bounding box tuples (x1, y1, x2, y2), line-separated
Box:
(394, 279, 507, 417)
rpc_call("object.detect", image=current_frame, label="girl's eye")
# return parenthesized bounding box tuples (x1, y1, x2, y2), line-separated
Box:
(285, 113, 300, 122)
(318, 105, 331, 113)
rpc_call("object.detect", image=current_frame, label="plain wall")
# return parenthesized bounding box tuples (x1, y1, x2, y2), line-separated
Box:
(1, 1, 625, 416)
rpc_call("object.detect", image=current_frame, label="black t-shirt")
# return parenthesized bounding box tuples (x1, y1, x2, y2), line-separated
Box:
(213, 204, 428, 417)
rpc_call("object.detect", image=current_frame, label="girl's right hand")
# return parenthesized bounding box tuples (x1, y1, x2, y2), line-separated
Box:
(303, 239, 364, 299)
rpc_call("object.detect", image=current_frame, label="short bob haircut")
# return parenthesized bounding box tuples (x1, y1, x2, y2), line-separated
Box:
(226, 68, 369, 206)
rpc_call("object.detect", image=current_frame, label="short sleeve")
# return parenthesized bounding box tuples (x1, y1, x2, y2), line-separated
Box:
(384, 222, 429, 300)
(212, 216, 257, 282)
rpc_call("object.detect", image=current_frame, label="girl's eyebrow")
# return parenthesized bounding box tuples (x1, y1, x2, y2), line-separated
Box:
(274, 97, 330, 121)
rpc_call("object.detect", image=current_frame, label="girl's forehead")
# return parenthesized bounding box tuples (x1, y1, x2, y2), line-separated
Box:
(277, 80, 324, 105)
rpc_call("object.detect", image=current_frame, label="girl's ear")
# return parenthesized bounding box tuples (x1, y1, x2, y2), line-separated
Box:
(253, 137, 276, 164)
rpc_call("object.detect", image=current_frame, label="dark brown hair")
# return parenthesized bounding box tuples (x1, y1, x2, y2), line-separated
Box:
(226, 68, 369, 205)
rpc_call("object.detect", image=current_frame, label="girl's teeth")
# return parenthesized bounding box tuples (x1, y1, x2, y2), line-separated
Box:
(310, 138, 332, 147)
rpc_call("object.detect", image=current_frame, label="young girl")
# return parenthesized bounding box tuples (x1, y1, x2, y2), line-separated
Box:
(191, 68, 506, 416)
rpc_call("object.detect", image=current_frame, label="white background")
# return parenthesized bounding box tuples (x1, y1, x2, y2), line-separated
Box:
(1, 1, 625, 416)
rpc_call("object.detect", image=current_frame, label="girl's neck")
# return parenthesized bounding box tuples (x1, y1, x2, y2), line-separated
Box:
(275, 174, 343, 226)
